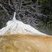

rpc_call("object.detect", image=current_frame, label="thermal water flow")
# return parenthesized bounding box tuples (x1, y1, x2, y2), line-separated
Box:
(0, 12, 46, 36)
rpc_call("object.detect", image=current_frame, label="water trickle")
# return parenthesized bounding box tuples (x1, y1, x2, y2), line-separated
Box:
(0, 12, 46, 36)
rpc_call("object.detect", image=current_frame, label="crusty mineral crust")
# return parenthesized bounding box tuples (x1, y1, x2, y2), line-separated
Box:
(0, 34, 52, 52)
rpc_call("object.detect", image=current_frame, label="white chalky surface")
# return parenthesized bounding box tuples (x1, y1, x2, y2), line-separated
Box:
(0, 12, 46, 35)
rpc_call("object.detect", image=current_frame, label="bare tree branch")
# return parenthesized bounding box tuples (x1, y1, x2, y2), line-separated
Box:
(0, 4, 10, 16)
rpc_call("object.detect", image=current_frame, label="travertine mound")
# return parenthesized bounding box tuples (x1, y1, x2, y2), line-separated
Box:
(0, 34, 52, 52)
